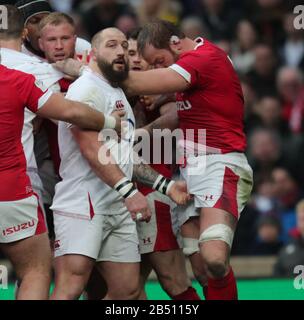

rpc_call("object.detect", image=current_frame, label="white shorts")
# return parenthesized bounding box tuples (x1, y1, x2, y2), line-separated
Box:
(178, 152, 253, 223)
(27, 169, 47, 223)
(53, 210, 140, 263)
(0, 194, 47, 243)
(136, 191, 182, 254)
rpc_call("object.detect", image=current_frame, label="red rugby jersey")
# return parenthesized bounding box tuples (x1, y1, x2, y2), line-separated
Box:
(0, 65, 52, 201)
(169, 38, 246, 154)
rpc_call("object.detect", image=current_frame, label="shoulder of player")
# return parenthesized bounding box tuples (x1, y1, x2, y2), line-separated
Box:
(66, 73, 108, 103)
(75, 37, 91, 54)
(3, 66, 35, 83)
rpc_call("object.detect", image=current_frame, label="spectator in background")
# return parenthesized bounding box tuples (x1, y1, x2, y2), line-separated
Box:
(280, 13, 304, 69)
(195, 0, 241, 41)
(115, 13, 139, 35)
(231, 20, 258, 75)
(250, 215, 283, 255)
(250, 176, 276, 216)
(277, 67, 304, 122)
(246, 96, 289, 137)
(246, 44, 278, 97)
(273, 199, 304, 277)
(271, 167, 302, 242)
(136, 0, 181, 25)
(82, 0, 134, 38)
(247, 128, 282, 181)
(180, 16, 209, 40)
(244, 0, 286, 46)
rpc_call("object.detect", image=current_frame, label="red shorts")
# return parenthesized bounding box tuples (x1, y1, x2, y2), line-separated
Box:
(136, 191, 181, 254)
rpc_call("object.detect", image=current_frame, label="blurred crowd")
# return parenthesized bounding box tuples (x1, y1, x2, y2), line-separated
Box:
(3, 0, 304, 276)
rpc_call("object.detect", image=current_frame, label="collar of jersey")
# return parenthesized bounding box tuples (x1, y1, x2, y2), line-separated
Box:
(194, 37, 204, 50)
(84, 67, 110, 85)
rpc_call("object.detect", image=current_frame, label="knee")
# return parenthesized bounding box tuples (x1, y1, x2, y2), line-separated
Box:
(205, 258, 227, 279)
(54, 271, 88, 299)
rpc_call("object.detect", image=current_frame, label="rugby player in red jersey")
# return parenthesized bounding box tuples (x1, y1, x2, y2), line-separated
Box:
(122, 20, 254, 300)
(128, 29, 200, 300)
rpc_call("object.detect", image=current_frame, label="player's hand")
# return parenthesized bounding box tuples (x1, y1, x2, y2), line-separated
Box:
(124, 191, 151, 223)
(142, 93, 176, 112)
(53, 58, 84, 79)
(167, 180, 192, 205)
(110, 110, 126, 138)
(139, 95, 157, 111)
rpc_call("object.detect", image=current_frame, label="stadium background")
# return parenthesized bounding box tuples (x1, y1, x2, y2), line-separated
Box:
(1, 0, 304, 299)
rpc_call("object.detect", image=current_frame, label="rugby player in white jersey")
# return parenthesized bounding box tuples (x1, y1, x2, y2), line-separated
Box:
(50, 28, 190, 300)
(16, 0, 91, 60)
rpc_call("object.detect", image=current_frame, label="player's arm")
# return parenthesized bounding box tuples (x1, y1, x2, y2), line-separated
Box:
(123, 68, 189, 96)
(53, 59, 189, 95)
(142, 102, 178, 135)
(133, 100, 148, 129)
(71, 128, 151, 222)
(36, 92, 123, 134)
(133, 162, 190, 205)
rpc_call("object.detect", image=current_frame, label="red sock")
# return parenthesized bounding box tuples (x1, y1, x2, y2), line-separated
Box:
(207, 267, 238, 300)
(172, 287, 201, 300)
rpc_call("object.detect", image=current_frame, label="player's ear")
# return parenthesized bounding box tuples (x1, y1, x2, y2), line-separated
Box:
(169, 35, 182, 54)
(22, 27, 28, 42)
(38, 36, 44, 52)
(91, 47, 98, 61)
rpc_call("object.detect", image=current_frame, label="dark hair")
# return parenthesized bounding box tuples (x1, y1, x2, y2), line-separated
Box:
(137, 19, 185, 55)
(127, 27, 142, 41)
(257, 215, 281, 232)
(0, 5, 24, 40)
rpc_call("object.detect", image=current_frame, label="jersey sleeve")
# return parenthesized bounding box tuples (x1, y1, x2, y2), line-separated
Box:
(169, 52, 206, 87)
(17, 73, 53, 113)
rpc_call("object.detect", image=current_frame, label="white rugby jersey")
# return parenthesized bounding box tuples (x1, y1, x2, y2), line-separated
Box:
(0, 48, 62, 173)
(51, 69, 135, 217)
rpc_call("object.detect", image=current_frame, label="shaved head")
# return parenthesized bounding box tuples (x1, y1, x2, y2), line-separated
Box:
(92, 28, 126, 49)
(91, 27, 129, 87)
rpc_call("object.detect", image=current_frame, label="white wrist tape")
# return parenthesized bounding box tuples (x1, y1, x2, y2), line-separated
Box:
(114, 177, 138, 199)
(103, 115, 116, 129)
(153, 174, 175, 195)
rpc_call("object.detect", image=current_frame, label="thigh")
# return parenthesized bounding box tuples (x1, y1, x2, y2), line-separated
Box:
(98, 212, 140, 263)
(96, 261, 140, 293)
(54, 254, 95, 278)
(0, 233, 51, 278)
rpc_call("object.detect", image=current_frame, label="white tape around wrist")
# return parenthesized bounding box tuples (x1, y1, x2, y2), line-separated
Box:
(103, 115, 116, 129)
